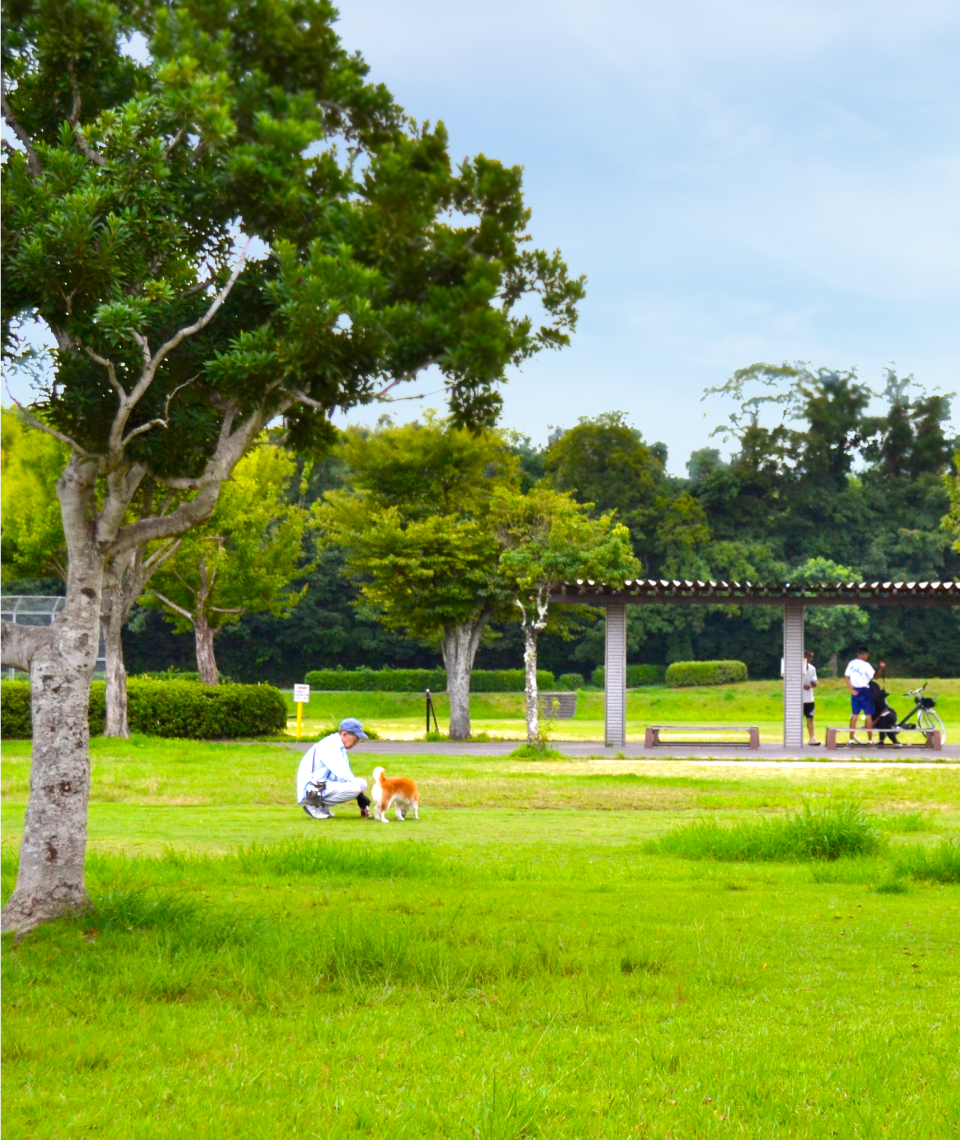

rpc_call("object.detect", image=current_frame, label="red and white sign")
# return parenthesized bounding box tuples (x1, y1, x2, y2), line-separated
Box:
(293, 684, 310, 703)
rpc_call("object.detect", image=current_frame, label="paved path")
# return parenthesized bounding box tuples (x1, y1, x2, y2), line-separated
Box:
(278, 739, 960, 765)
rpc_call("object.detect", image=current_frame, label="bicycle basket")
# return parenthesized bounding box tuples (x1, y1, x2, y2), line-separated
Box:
(919, 696, 936, 709)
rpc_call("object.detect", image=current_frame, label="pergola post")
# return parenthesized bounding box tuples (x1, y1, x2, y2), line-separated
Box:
(604, 602, 627, 748)
(783, 601, 804, 747)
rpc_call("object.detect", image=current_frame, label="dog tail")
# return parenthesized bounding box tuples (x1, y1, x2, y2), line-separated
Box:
(372, 766, 385, 782)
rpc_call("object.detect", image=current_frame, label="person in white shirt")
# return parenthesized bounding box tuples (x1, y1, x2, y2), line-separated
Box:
(297, 717, 372, 820)
(802, 650, 820, 745)
(844, 646, 885, 744)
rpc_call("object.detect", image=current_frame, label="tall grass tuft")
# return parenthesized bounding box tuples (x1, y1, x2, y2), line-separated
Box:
(644, 802, 885, 862)
(892, 839, 960, 884)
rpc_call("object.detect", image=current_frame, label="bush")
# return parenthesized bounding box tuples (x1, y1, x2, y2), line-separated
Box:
(556, 673, 584, 690)
(134, 670, 235, 683)
(892, 839, 960, 884)
(643, 803, 884, 862)
(303, 667, 555, 692)
(304, 667, 446, 692)
(590, 664, 666, 688)
(4, 680, 287, 739)
(1, 681, 31, 738)
(665, 660, 748, 687)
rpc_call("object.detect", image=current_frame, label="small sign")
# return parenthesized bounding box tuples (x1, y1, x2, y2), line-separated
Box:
(293, 684, 310, 703)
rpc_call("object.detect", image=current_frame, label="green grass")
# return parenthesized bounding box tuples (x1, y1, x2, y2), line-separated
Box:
(3, 738, 960, 1138)
(642, 802, 888, 862)
(280, 678, 960, 742)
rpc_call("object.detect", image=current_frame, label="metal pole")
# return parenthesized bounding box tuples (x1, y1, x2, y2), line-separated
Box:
(783, 601, 804, 747)
(605, 602, 627, 748)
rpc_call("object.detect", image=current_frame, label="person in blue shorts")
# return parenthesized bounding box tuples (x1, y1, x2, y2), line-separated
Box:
(844, 646, 885, 744)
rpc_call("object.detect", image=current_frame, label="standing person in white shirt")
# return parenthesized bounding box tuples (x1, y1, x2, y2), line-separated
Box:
(297, 718, 372, 820)
(844, 646, 885, 745)
(802, 650, 820, 746)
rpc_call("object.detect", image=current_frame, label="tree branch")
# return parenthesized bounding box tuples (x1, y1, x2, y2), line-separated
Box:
(2, 383, 93, 457)
(67, 62, 106, 167)
(106, 254, 247, 449)
(1, 619, 51, 673)
(1, 86, 42, 177)
(147, 589, 195, 624)
(83, 347, 127, 404)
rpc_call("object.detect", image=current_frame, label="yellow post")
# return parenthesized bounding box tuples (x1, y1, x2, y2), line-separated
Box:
(296, 702, 304, 741)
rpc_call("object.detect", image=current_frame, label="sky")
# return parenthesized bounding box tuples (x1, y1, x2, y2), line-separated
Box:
(331, 0, 960, 471)
(4, 1, 958, 474)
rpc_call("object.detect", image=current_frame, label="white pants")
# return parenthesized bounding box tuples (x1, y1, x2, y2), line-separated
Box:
(302, 776, 368, 806)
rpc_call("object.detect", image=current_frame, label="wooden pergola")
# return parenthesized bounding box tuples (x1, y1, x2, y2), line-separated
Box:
(551, 580, 960, 747)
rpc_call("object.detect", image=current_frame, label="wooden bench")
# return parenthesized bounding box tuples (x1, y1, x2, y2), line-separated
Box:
(645, 725, 760, 749)
(538, 692, 577, 719)
(825, 726, 942, 750)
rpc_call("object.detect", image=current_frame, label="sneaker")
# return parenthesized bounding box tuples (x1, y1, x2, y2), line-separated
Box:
(360, 807, 371, 819)
(303, 802, 332, 820)
(849, 736, 864, 745)
(808, 739, 821, 746)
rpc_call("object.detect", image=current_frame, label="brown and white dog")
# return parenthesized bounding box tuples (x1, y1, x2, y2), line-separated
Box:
(371, 766, 419, 823)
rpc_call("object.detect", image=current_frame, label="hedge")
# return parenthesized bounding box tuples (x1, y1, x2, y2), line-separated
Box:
(303, 667, 556, 692)
(591, 664, 666, 688)
(1, 679, 287, 739)
(556, 673, 585, 691)
(665, 660, 748, 687)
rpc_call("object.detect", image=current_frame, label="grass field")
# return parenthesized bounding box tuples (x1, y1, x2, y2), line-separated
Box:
(3, 738, 959, 1138)
(282, 678, 960, 743)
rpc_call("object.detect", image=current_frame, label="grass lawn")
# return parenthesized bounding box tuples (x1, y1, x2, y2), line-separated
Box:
(2, 737, 959, 1138)
(282, 678, 960, 743)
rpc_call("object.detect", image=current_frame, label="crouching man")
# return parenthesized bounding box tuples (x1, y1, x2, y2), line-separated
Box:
(297, 718, 373, 820)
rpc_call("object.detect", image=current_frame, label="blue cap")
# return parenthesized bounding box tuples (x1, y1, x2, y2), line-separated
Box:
(339, 717, 368, 740)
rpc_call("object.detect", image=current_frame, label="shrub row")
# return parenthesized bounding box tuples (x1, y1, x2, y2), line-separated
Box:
(590, 664, 666, 688)
(303, 667, 556, 692)
(665, 660, 748, 686)
(1, 680, 287, 739)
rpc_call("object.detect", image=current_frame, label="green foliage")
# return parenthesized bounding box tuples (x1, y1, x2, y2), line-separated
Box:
(316, 416, 520, 641)
(644, 803, 885, 862)
(665, 660, 749, 686)
(0, 682, 31, 738)
(591, 664, 666, 688)
(302, 668, 555, 692)
(941, 452, 960, 553)
(141, 442, 313, 637)
(0, 407, 68, 581)
(4, 680, 286, 739)
(556, 673, 584, 690)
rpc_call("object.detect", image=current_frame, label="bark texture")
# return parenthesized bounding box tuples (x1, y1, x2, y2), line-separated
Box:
(194, 613, 220, 685)
(102, 603, 128, 737)
(1, 461, 101, 931)
(441, 615, 492, 740)
(523, 624, 540, 744)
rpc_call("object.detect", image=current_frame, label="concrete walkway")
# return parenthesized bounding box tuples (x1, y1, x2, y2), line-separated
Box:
(281, 738, 960, 765)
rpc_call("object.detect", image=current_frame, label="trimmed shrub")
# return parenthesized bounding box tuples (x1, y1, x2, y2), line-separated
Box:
(134, 670, 235, 683)
(303, 667, 555, 692)
(665, 660, 748, 687)
(557, 673, 585, 691)
(1, 681, 32, 738)
(4, 680, 287, 739)
(590, 664, 666, 689)
(305, 668, 446, 692)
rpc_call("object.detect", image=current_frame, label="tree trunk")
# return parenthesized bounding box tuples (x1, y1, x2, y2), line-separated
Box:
(1, 467, 102, 930)
(441, 616, 492, 741)
(101, 593, 129, 738)
(523, 624, 540, 744)
(194, 614, 220, 685)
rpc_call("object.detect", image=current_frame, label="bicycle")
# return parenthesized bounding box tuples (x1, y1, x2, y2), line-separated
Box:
(896, 683, 947, 745)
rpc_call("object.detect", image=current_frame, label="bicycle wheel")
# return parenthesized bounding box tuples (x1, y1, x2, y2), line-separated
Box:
(917, 708, 947, 745)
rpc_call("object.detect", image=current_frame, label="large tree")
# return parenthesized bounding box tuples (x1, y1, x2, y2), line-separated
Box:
(317, 416, 519, 739)
(491, 486, 640, 743)
(0, 0, 583, 930)
(141, 441, 313, 684)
